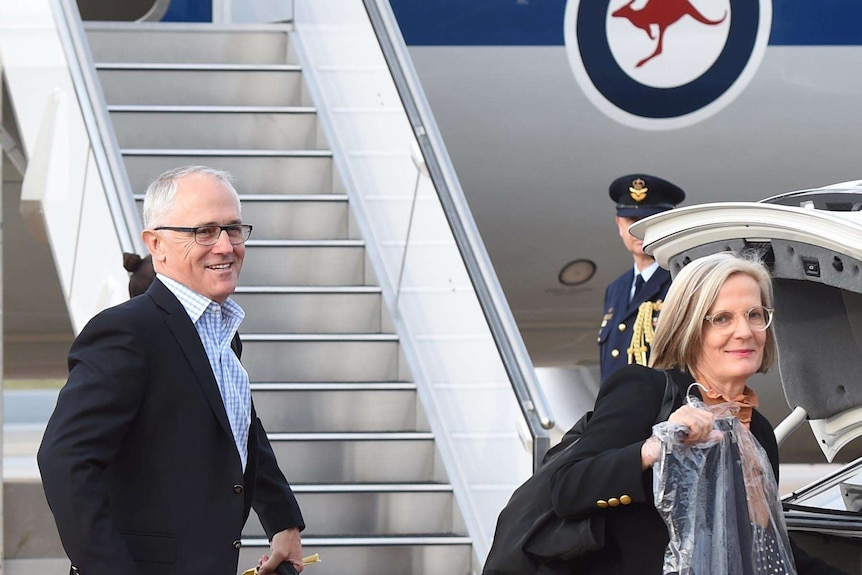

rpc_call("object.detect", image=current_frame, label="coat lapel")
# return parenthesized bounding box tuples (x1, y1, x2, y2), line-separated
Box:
(146, 280, 234, 440)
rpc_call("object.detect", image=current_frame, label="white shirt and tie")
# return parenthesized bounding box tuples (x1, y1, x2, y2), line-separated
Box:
(630, 261, 660, 302)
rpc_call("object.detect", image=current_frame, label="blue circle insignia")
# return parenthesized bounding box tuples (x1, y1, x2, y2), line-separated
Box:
(564, 0, 772, 130)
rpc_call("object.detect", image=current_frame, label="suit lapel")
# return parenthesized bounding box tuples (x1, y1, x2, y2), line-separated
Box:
(147, 280, 234, 440)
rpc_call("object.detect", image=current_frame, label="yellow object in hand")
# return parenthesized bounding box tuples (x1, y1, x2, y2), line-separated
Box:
(303, 553, 321, 565)
(242, 553, 322, 575)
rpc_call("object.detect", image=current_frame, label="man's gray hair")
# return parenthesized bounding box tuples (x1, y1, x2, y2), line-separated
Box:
(142, 166, 240, 229)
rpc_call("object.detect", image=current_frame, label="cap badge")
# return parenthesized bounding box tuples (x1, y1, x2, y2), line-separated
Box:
(629, 178, 648, 202)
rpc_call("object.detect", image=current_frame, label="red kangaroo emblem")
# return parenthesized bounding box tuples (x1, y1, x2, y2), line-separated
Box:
(612, 0, 727, 67)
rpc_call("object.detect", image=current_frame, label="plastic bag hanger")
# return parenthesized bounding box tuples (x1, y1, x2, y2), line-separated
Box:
(686, 382, 709, 406)
(686, 381, 741, 417)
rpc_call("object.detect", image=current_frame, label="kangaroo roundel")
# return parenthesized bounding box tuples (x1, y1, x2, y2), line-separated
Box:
(564, 0, 772, 130)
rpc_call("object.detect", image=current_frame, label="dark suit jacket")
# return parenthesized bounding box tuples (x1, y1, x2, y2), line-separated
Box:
(548, 364, 845, 575)
(38, 279, 304, 575)
(598, 267, 672, 381)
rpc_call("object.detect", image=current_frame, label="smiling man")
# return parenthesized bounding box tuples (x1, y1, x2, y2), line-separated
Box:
(38, 166, 304, 575)
(597, 173, 685, 381)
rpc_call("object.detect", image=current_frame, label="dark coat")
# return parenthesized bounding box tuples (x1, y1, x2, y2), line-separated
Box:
(598, 267, 672, 381)
(38, 279, 303, 575)
(549, 364, 844, 575)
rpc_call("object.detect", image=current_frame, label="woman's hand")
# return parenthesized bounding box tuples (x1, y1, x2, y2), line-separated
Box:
(641, 404, 718, 469)
(668, 404, 716, 444)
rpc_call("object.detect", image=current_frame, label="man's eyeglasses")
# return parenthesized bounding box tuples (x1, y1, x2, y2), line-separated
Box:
(154, 224, 253, 246)
(703, 306, 774, 333)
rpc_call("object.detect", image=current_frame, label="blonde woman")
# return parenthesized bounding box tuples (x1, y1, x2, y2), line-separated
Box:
(548, 252, 845, 574)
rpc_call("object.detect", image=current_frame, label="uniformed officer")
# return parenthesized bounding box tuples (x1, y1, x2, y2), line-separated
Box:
(598, 174, 685, 381)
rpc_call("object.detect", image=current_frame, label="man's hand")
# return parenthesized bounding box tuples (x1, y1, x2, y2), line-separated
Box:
(256, 527, 303, 574)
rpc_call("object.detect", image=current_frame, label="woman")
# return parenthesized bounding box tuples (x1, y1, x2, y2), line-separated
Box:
(123, 252, 155, 297)
(549, 252, 846, 574)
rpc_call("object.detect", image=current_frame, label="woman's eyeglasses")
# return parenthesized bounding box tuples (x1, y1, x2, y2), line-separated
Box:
(704, 306, 774, 333)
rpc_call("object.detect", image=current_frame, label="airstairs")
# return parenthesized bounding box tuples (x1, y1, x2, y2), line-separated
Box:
(86, 22, 471, 574)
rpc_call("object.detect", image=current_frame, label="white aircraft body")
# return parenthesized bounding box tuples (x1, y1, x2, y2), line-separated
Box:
(388, 0, 862, 463)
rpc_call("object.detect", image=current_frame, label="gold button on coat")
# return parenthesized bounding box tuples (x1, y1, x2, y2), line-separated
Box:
(596, 500, 609, 508)
(611, 349, 620, 358)
(620, 495, 632, 505)
(233, 484, 243, 494)
(233, 540, 242, 549)
(618, 323, 626, 331)
(608, 498, 620, 507)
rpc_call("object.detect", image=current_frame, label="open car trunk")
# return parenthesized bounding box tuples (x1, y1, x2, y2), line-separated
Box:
(630, 180, 862, 574)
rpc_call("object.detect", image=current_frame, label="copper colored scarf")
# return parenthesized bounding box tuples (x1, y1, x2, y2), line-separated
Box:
(699, 385, 759, 428)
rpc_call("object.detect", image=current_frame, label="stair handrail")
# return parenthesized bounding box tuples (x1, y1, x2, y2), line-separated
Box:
(51, 0, 144, 255)
(362, 0, 553, 468)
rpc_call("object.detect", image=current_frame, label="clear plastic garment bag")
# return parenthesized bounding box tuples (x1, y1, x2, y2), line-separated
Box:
(652, 400, 796, 575)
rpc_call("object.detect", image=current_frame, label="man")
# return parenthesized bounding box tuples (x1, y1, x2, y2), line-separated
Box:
(38, 166, 304, 575)
(598, 173, 685, 381)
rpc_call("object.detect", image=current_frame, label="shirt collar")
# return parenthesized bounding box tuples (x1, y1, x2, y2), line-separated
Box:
(155, 274, 244, 324)
(635, 260, 660, 283)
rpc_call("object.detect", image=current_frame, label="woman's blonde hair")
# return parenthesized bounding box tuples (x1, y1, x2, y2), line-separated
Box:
(649, 251, 776, 374)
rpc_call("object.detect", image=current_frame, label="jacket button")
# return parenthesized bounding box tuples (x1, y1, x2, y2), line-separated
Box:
(596, 500, 608, 508)
(620, 495, 632, 505)
(596, 336, 601, 343)
(611, 349, 620, 358)
(608, 497, 620, 507)
(233, 484, 243, 494)
(600, 320, 608, 328)
(618, 323, 626, 332)
(233, 539, 242, 549)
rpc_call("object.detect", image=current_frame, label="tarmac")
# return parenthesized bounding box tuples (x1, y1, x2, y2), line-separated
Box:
(3, 390, 69, 574)
(4, 390, 58, 480)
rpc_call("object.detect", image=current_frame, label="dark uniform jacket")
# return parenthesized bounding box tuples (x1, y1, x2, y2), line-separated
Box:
(549, 364, 846, 575)
(598, 267, 671, 381)
(38, 279, 304, 575)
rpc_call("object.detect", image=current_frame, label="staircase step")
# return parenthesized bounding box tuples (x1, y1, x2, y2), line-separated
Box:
(240, 241, 366, 286)
(239, 196, 351, 240)
(241, 335, 398, 383)
(122, 150, 335, 196)
(233, 288, 381, 333)
(252, 382, 417, 432)
(110, 107, 324, 150)
(5, 559, 70, 575)
(85, 24, 296, 65)
(235, 285, 377, 293)
(96, 64, 309, 107)
(237, 537, 472, 575)
(266, 432, 442, 483)
(243, 484, 461, 537)
(135, 194, 352, 240)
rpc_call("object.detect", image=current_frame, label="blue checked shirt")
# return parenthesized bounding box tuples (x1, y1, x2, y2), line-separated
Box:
(157, 275, 251, 470)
